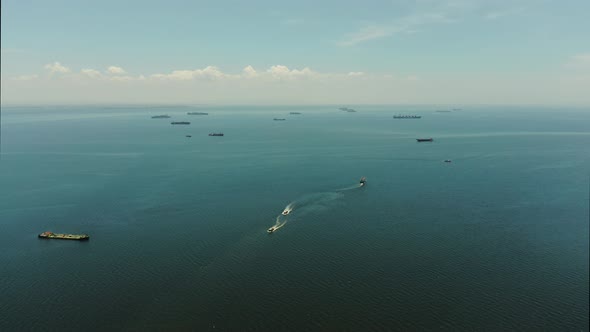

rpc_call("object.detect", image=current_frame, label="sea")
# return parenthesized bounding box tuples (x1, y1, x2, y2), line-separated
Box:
(0, 105, 588, 331)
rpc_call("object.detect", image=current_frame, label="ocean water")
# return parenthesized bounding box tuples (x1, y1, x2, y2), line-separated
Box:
(0, 105, 588, 331)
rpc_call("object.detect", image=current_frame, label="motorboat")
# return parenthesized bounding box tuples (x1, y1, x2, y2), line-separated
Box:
(359, 177, 366, 186)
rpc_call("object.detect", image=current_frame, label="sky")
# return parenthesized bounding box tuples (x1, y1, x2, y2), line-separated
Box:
(1, 0, 589, 105)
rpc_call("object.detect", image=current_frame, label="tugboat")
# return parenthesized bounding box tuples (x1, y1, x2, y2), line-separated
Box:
(416, 138, 433, 142)
(38, 231, 89, 241)
(359, 177, 367, 186)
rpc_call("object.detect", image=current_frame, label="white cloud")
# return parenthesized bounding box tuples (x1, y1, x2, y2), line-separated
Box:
(151, 66, 228, 80)
(107, 66, 126, 75)
(242, 65, 258, 78)
(81, 69, 103, 79)
(44, 62, 71, 74)
(12, 74, 39, 81)
(338, 12, 453, 46)
(348, 72, 365, 77)
(267, 65, 316, 80)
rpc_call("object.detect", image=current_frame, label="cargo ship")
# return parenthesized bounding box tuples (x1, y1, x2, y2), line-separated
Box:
(209, 133, 224, 136)
(171, 121, 190, 125)
(393, 115, 421, 119)
(187, 112, 208, 115)
(339, 107, 356, 112)
(151, 115, 171, 118)
(416, 138, 433, 142)
(38, 231, 89, 241)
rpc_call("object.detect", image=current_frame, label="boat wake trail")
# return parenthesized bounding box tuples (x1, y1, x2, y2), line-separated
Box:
(336, 184, 363, 192)
(268, 178, 365, 233)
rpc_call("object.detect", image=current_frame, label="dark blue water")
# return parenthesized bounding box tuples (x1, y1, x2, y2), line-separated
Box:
(1, 105, 588, 331)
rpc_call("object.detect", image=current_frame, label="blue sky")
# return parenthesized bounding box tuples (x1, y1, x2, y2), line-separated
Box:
(1, 0, 589, 105)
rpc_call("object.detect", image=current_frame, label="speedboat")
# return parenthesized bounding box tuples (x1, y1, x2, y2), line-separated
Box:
(267, 226, 276, 233)
(282, 209, 290, 216)
(359, 177, 366, 186)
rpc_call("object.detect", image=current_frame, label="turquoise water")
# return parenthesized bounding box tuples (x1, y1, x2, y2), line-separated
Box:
(1, 105, 588, 331)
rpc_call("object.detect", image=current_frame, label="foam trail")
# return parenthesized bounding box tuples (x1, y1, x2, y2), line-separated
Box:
(336, 184, 362, 192)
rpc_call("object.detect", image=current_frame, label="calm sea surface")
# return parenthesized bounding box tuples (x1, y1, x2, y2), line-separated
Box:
(1, 105, 589, 331)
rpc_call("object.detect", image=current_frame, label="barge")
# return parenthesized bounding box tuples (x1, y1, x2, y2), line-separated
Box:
(38, 231, 89, 241)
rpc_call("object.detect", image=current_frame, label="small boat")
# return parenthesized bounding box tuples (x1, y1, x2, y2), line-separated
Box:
(267, 226, 277, 233)
(359, 176, 366, 186)
(38, 231, 89, 241)
(416, 138, 433, 142)
(444, 159, 452, 163)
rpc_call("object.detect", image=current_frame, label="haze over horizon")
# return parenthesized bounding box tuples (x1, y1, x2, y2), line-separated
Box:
(1, 0, 589, 106)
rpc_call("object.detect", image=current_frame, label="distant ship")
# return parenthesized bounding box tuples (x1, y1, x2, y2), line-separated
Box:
(273, 118, 286, 121)
(186, 135, 192, 138)
(187, 112, 208, 115)
(151, 115, 171, 118)
(436, 110, 451, 113)
(393, 115, 421, 119)
(444, 159, 452, 163)
(289, 112, 302, 115)
(208, 133, 224, 136)
(416, 138, 433, 142)
(171, 121, 190, 125)
(339, 107, 356, 112)
(39, 231, 89, 241)
(359, 177, 367, 186)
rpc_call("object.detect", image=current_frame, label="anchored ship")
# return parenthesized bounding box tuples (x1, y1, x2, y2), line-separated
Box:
(393, 115, 421, 119)
(151, 115, 171, 118)
(171, 121, 190, 125)
(39, 231, 89, 241)
(339, 107, 356, 112)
